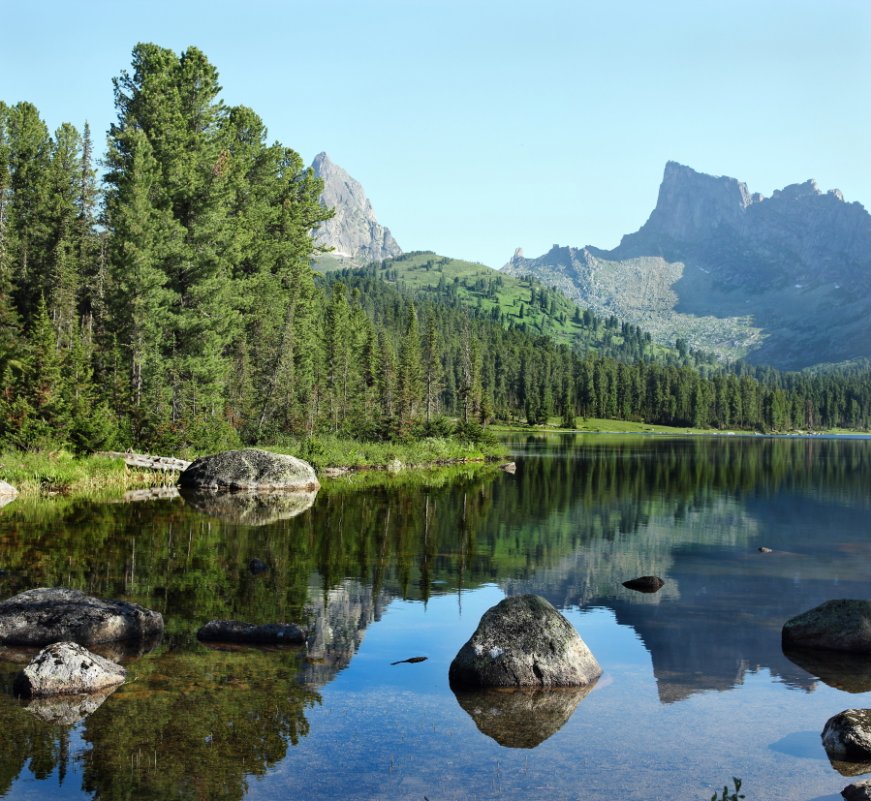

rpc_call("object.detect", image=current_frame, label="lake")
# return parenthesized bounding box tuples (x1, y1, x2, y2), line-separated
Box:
(0, 434, 870, 801)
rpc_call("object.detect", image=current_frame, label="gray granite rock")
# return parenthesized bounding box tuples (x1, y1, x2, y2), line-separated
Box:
(0, 587, 164, 646)
(179, 449, 319, 492)
(783, 600, 871, 654)
(823, 709, 871, 763)
(13, 641, 126, 697)
(449, 594, 602, 689)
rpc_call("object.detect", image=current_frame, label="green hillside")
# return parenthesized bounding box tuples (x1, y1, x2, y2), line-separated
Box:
(363, 251, 701, 365)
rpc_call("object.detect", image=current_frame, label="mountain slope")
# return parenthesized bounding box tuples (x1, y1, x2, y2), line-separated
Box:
(504, 162, 871, 369)
(311, 152, 401, 267)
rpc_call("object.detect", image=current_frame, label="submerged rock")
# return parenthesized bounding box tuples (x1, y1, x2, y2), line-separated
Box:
(179, 449, 320, 492)
(823, 709, 871, 765)
(449, 594, 602, 689)
(453, 685, 594, 748)
(13, 641, 126, 698)
(622, 575, 665, 593)
(181, 487, 317, 525)
(0, 587, 164, 646)
(783, 600, 871, 654)
(196, 619, 306, 645)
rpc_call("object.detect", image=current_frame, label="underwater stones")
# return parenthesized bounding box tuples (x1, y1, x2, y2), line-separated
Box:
(13, 641, 126, 698)
(196, 619, 307, 645)
(179, 448, 320, 492)
(783, 600, 871, 654)
(449, 594, 602, 689)
(0, 587, 164, 646)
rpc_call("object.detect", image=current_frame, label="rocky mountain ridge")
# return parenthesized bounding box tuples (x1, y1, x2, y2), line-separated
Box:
(504, 162, 871, 368)
(311, 152, 402, 266)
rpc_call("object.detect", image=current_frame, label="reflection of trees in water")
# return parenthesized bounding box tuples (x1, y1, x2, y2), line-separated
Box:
(0, 436, 868, 793)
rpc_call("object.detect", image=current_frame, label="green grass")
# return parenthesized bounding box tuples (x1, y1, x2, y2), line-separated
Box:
(264, 433, 509, 472)
(492, 416, 718, 435)
(373, 251, 671, 358)
(0, 450, 177, 496)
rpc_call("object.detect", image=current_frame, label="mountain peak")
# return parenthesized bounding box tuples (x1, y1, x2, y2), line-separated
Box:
(311, 154, 401, 265)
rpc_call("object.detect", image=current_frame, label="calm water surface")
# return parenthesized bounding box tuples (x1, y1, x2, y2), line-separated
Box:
(0, 434, 870, 801)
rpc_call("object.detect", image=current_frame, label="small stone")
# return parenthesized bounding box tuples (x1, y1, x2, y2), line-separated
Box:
(0, 481, 17, 496)
(622, 576, 665, 593)
(13, 641, 126, 698)
(758, 546, 773, 553)
(248, 558, 269, 575)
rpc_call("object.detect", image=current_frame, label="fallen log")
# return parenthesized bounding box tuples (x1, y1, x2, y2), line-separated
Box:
(98, 451, 192, 473)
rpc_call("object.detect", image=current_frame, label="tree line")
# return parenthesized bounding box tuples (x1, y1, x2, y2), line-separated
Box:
(0, 43, 869, 455)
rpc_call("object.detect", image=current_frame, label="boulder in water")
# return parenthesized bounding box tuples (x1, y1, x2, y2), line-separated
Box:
(0, 587, 164, 646)
(179, 448, 319, 492)
(783, 600, 871, 654)
(13, 641, 126, 698)
(449, 594, 602, 689)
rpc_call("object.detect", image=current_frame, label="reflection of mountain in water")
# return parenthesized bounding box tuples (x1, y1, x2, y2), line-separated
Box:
(505, 477, 871, 703)
(301, 578, 391, 684)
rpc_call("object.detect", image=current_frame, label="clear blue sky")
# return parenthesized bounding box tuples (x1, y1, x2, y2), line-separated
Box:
(2, 0, 869, 267)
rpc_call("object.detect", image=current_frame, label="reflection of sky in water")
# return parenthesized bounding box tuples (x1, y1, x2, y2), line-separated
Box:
(238, 590, 859, 801)
(1, 435, 869, 800)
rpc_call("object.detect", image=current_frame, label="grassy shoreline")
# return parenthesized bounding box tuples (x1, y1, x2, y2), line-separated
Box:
(0, 435, 511, 497)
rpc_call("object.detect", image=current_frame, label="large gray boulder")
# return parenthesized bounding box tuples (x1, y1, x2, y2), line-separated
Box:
(823, 709, 871, 764)
(0, 587, 164, 646)
(179, 449, 320, 492)
(13, 641, 126, 698)
(449, 594, 602, 689)
(782, 600, 871, 654)
(197, 619, 306, 645)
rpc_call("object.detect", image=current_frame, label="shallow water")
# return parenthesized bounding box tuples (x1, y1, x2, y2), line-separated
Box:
(0, 434, 869, 800)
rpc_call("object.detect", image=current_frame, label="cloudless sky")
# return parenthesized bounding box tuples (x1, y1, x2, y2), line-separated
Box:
(2, 0, 869, 267)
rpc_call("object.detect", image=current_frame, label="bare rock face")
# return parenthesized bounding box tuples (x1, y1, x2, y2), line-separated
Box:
(0, 588, 164, 646)
(311, 152, 401, 265)
(823, 709, 871, 763)
(196, 620, 306, 645)
(13, 641, 126, 697)
(179, 449, 320, 492)
(449, 594, 602, 689)
(782, 600, 871, 654)
(453, 685, 594, 748)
